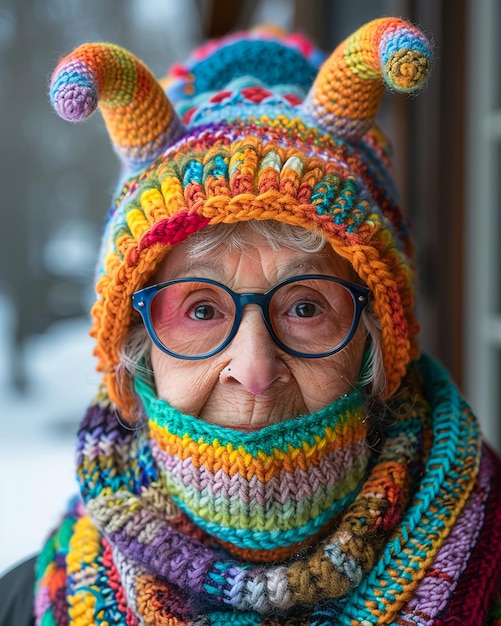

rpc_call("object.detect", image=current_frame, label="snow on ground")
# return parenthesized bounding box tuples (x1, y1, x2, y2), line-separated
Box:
(0, 293, 98, 575)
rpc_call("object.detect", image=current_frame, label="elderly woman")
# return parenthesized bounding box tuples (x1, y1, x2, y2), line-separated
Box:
(1, 16, 501, 626)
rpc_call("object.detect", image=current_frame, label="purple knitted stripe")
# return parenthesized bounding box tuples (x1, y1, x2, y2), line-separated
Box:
(150, 437, 368, 504)
(79, 428, 126, 462)
(34, 586, 51, 623)
(106, 523, 217, 594)
(51, 59, 98, 122)
(399, 452, 493, 624)
(76, 403, 137, 453)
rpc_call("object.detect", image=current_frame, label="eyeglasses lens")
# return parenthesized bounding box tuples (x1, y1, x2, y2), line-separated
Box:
(269, 278, 355, 354)
(150, 281, 236, 357)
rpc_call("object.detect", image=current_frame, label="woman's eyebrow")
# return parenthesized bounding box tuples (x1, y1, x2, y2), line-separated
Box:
(276, 257, 333, 280)
(176, 261, 228, 281)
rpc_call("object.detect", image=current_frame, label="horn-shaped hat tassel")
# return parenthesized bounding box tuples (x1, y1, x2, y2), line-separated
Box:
(50, 43, 185, 168)
(303, 18, 432, 142)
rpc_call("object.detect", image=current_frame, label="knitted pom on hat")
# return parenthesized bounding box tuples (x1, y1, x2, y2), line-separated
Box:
(50, 17, 432, 416)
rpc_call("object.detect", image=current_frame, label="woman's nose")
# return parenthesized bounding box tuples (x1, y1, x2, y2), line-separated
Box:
(219, 308, 290, 395)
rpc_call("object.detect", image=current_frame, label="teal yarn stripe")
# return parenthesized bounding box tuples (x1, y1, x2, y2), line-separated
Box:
(207, 611, 262, 624)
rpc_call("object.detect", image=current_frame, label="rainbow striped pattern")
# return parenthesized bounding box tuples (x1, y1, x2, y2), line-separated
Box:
(49, 18, 432, 417)
(303, 19, 431, 140)
(140, 378, 370, 561)
(50, 43, 185, 166)
(34, 355, 501, 624)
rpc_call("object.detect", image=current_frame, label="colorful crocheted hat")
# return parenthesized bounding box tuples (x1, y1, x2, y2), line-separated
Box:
(50, 18, 432, 413)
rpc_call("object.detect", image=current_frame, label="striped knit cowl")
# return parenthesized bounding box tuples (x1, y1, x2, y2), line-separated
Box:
(34, 355, 501, 625)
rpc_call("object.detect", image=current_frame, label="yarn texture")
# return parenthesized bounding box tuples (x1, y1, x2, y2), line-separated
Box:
(34, 355, 501, 624)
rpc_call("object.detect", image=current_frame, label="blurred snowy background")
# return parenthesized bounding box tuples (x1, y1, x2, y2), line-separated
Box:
(0, 298, 96, 574)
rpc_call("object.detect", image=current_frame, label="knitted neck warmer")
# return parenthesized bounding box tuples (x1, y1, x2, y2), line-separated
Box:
(136, 377, 370, 562)
(35, 355, 501, 625)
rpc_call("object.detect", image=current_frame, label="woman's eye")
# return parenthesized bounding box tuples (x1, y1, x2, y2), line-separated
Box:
(190, 304, 217, 320)
(291, 302, 320, 318)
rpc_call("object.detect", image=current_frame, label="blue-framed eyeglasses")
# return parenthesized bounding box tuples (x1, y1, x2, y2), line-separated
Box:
(132, 274, 370, 360)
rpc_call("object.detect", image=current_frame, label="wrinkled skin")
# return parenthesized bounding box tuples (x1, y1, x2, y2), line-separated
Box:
(151, 234, 366, 431)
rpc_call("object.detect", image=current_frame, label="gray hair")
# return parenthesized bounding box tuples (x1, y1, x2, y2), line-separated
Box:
(117, 221, 385, 414)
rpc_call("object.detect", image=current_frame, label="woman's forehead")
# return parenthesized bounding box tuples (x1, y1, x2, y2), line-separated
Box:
(153, 232, 356, 284)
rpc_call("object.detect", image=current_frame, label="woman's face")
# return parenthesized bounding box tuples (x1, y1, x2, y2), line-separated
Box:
(150, 233, 366, 431)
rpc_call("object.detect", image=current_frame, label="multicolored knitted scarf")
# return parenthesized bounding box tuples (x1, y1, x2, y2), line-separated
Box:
(34, 354, 501, 625)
